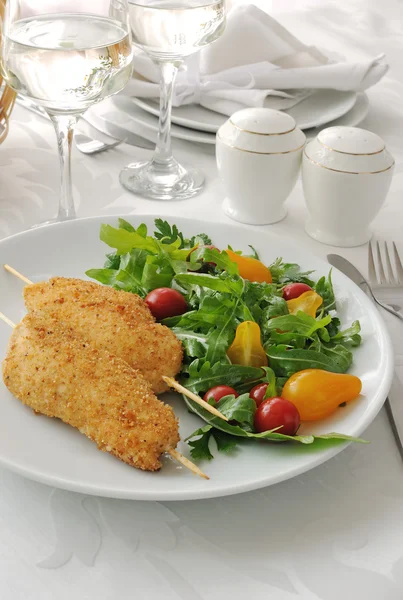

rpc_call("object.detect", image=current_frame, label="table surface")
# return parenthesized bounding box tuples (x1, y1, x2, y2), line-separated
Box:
(1, 1, 403, 598)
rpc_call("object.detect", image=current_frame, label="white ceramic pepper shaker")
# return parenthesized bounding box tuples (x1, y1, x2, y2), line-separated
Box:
(216, 108, 306, 225)
(302, 126, 395, 247)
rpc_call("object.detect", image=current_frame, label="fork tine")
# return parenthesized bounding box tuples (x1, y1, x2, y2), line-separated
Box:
(368, 242, 377, 285)
(384, 242, 397, 284)
(393, 242, 403, 284)
(376, 241, 387, 284)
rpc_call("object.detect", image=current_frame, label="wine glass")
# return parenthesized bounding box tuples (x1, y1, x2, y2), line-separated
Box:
(1, 0, 133, 224)
(120, 0, 226, 201)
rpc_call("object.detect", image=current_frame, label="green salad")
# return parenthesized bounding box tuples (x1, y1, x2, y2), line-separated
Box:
(87, 218, 366, 460)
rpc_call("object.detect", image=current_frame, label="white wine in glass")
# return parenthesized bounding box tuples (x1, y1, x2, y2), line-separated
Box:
(120, 0, 226, 201)
(1, 1, 133, 224)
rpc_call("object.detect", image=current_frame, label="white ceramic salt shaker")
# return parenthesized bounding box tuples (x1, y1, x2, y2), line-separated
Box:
(302, 126, 395, 247)
(216, 108, 306, 225)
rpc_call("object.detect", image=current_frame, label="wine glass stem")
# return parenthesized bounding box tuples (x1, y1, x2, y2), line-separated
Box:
(49, 114, 78, 221)
(153, 61, 180, 167)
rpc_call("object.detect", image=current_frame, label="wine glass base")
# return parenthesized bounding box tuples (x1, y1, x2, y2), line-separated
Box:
(120, 160, 204, 201)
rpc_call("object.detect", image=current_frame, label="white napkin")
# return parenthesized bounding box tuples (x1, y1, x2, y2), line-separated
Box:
(125, 4, 389, 116)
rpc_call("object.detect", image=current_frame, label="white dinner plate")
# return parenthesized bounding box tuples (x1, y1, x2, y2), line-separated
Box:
(0, 215, 393, 501)
(305, 92, 369, 140)
(86, 97, 216, 145)
(132, 89, 357, 133)
(86, 93, 368, 148)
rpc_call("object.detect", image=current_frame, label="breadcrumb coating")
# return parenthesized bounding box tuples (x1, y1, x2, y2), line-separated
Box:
(2, 314, 180, 471)
(24, 278, 183, 394)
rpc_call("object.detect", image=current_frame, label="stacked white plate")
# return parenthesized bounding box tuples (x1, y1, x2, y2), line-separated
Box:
(86, 88, 370, 146)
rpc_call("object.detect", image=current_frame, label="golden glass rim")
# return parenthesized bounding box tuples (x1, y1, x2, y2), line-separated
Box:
(229, 119, 296, 136)
(317, 137, 386, 156)
(304, 150, 395, 174)
(218, 134, 305, 155)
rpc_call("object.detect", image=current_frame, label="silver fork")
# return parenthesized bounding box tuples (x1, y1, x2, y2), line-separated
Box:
(368, 241, 403, 320)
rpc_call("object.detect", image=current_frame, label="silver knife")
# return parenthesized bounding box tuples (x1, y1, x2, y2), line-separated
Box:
(327, 253, 403, 460)
(16, 95, 155, 151)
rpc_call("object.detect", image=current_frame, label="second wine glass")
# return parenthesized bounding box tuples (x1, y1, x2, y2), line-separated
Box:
(120, 0, 226, 201)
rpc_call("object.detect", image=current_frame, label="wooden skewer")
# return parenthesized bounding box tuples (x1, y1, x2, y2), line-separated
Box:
(4, 264, 33, 285)
(0, 312, 16, 328)
(168, 448, 209, 479)
(0, 310, 209, 480)
(163, 376, 229, 422)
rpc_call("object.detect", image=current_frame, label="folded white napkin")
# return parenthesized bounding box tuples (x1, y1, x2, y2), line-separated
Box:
(125, 4, 389, 116)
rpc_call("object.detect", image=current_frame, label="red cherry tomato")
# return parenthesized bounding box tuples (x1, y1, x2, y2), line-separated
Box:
(145, 288, 187, 321)
(282, 283, 313, 301)
(254, 397, 300, 435)
(203, 385, 239, 403)
(250, 383, 269, 407)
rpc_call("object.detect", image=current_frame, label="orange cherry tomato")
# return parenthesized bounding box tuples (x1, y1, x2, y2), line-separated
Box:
(286, 290, 323, 318)
(226, 249, 272, 284)
(227, 321, 268, 368)
(282, 369, 362, 421)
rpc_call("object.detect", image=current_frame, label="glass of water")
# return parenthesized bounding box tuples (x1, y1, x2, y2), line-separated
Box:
(1, 0, 133, 224)
(120, 0, 226, 201)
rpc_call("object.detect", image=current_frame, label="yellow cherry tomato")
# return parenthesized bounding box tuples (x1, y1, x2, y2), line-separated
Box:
(286, 290, 323, 318)
(226, 249, 272, 284)
(227, 321, 268, 367)
(282, 369, 362, 421)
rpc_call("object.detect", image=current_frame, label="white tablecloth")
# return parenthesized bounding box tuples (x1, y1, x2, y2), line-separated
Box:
(1, 1, 403, 598)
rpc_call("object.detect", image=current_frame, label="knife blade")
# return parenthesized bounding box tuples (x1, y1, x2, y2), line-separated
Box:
(328, 254, 403, 322)
(327, 253, 403, 460)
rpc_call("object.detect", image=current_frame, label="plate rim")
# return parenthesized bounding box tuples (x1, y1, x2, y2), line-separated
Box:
(133, 89, 358, 133)
(0, 214, 394, 500)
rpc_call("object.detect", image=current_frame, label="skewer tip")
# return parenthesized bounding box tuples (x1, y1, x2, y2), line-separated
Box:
(168, 448, 209, 480)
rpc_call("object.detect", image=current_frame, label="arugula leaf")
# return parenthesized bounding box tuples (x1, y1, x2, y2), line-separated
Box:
(141, 254, 174, 290)
(85, 268, 120, 287)
(266, 312, 332, 338)
(319, 343, 353, 372)
(217, 393, 256, 428)
(187, 426, 214, 460)
(136, 223, 148, 238)
(185, 359, 264, 393)
(331, 320, 361, 347)
(186, 426, 239, 460)
(185, 411, 368, 456)
(116, 249, 148, 294)
(189, 247, 239, 275)
(117, 218, 136, 233)
(104, 252, 121, 270)
(261, 367, 277, 398)
(269, 258, 315, 286)
(204, 295, 240, 363)
(100, 224, 159, 254)
(213, 429, 240, 453)
(176, 272, 244, 296)
(266, 346, 346, 377)
(315, 270, 336, 312)
(326, 316, 341, 338)
(247, 245, 260, 259)
(172, 329, 208, 358)
(262, 297, 289, 322)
